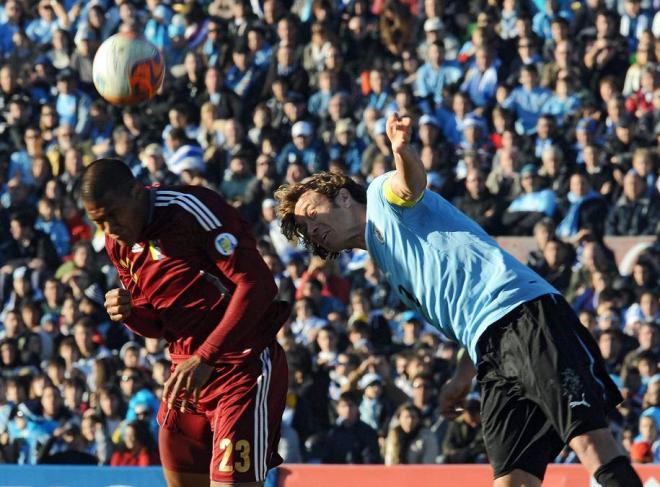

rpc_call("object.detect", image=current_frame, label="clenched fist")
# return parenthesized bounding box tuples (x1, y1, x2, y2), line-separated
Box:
(104, 288, 133, 322)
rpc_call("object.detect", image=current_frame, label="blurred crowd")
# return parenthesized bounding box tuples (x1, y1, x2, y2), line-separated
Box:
(0, 0, 659, 469)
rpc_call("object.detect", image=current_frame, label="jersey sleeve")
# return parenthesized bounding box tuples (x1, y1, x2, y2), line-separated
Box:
(187, 193, 278, 363)
(370, 172, 426, 216)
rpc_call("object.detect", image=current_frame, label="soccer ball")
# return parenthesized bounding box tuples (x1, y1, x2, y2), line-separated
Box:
(92, 32, 165, 106)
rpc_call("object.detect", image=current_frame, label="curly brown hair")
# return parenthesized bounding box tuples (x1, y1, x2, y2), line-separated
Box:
(274, 171, 367, 259)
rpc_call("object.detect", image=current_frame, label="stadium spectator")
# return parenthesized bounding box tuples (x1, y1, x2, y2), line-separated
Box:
(321, 392, 382, 464)
(441, 395, 485, 464)
(384, 403, 438, 465)
(607, 171, 659, 235)
(109, 420, 159, 467)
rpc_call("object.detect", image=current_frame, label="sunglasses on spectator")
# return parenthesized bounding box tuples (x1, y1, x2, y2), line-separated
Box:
(121, 374, 138, 382)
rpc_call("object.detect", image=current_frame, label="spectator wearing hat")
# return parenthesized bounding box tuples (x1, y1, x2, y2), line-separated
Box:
(358, 372, 394, 437)
(361, 118, 393, 177)
(503, 163, 557, 235)
(136, 144, 178, 186)
(417, 17, 459, 62)
(277, 120, 327, 175)
(384, 402, 438, 465)
(164, 127, 205, 176)
(70, 27, 98, 86)
(607, 171, 659, 236)
(329, 119, 365, 175)
(414, 41, 462, 107)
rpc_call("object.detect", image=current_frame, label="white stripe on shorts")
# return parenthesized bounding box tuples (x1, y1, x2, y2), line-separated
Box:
(254, 348, 272, 481)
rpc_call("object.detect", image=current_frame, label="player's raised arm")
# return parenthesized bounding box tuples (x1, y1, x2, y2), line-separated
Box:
(385, 113, 427, 205)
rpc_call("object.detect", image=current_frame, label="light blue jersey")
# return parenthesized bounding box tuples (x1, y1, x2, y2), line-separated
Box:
(365, 172, 559, 362)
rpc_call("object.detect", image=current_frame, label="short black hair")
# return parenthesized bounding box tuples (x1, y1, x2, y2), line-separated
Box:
(81, 158, 137, 203)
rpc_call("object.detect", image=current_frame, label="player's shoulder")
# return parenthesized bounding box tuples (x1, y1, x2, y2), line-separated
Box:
(366, 172, 393, 201)
(153, 185, 235, 232)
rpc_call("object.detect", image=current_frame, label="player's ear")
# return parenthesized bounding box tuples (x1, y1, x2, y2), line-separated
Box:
(336, 188, 351, 208)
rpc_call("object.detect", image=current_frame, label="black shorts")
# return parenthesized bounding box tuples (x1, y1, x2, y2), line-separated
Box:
(476, 293, 622, 481)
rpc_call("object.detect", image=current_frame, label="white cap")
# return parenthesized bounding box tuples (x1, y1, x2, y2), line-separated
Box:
(291, 121, 312, 138)
(424, 17, 444, 32)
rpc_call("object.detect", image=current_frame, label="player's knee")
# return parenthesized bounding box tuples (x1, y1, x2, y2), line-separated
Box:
(593, 456, 642, 487)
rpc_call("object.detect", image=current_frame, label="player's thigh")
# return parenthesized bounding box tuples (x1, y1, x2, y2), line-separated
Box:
(512, 295, 621, 442)
(158, 403, 213, 477)
(163, 469, 210, 487)
(480, 368, 563, 482)
(209, 345, 288, 485)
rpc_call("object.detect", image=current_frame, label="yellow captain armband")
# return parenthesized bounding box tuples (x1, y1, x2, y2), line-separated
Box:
(383, 177, 424, 208)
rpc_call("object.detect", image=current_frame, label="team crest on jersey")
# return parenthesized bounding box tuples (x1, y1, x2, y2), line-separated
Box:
(215, 232, 238, 256)
(374, 225, 385, 244)
(131, 243, 144, 253)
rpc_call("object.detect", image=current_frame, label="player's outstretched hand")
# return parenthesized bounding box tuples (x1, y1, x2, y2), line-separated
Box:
(105, 288, 133, 322)
(386, 112, 413, 154)
(439, 377, 471, 420)
(163, 355, 214, 412)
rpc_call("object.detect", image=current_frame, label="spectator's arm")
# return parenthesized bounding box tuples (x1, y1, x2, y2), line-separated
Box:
(50, 0, 71, 29)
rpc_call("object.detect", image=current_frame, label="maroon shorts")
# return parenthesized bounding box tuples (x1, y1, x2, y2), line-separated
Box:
(158, 342, 288, 483)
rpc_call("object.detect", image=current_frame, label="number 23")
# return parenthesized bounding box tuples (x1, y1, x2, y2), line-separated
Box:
(218, 438, 251, 473)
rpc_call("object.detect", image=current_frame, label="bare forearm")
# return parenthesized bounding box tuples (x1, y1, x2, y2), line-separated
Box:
(392, 146, 427, 199)
(454, 348, 477, 383)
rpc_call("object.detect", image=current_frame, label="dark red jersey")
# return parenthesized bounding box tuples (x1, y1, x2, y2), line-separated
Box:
(105, 185, 282, 364)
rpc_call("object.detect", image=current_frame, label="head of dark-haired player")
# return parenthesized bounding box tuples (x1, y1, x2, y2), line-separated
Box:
(80, 158, 150, 247)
